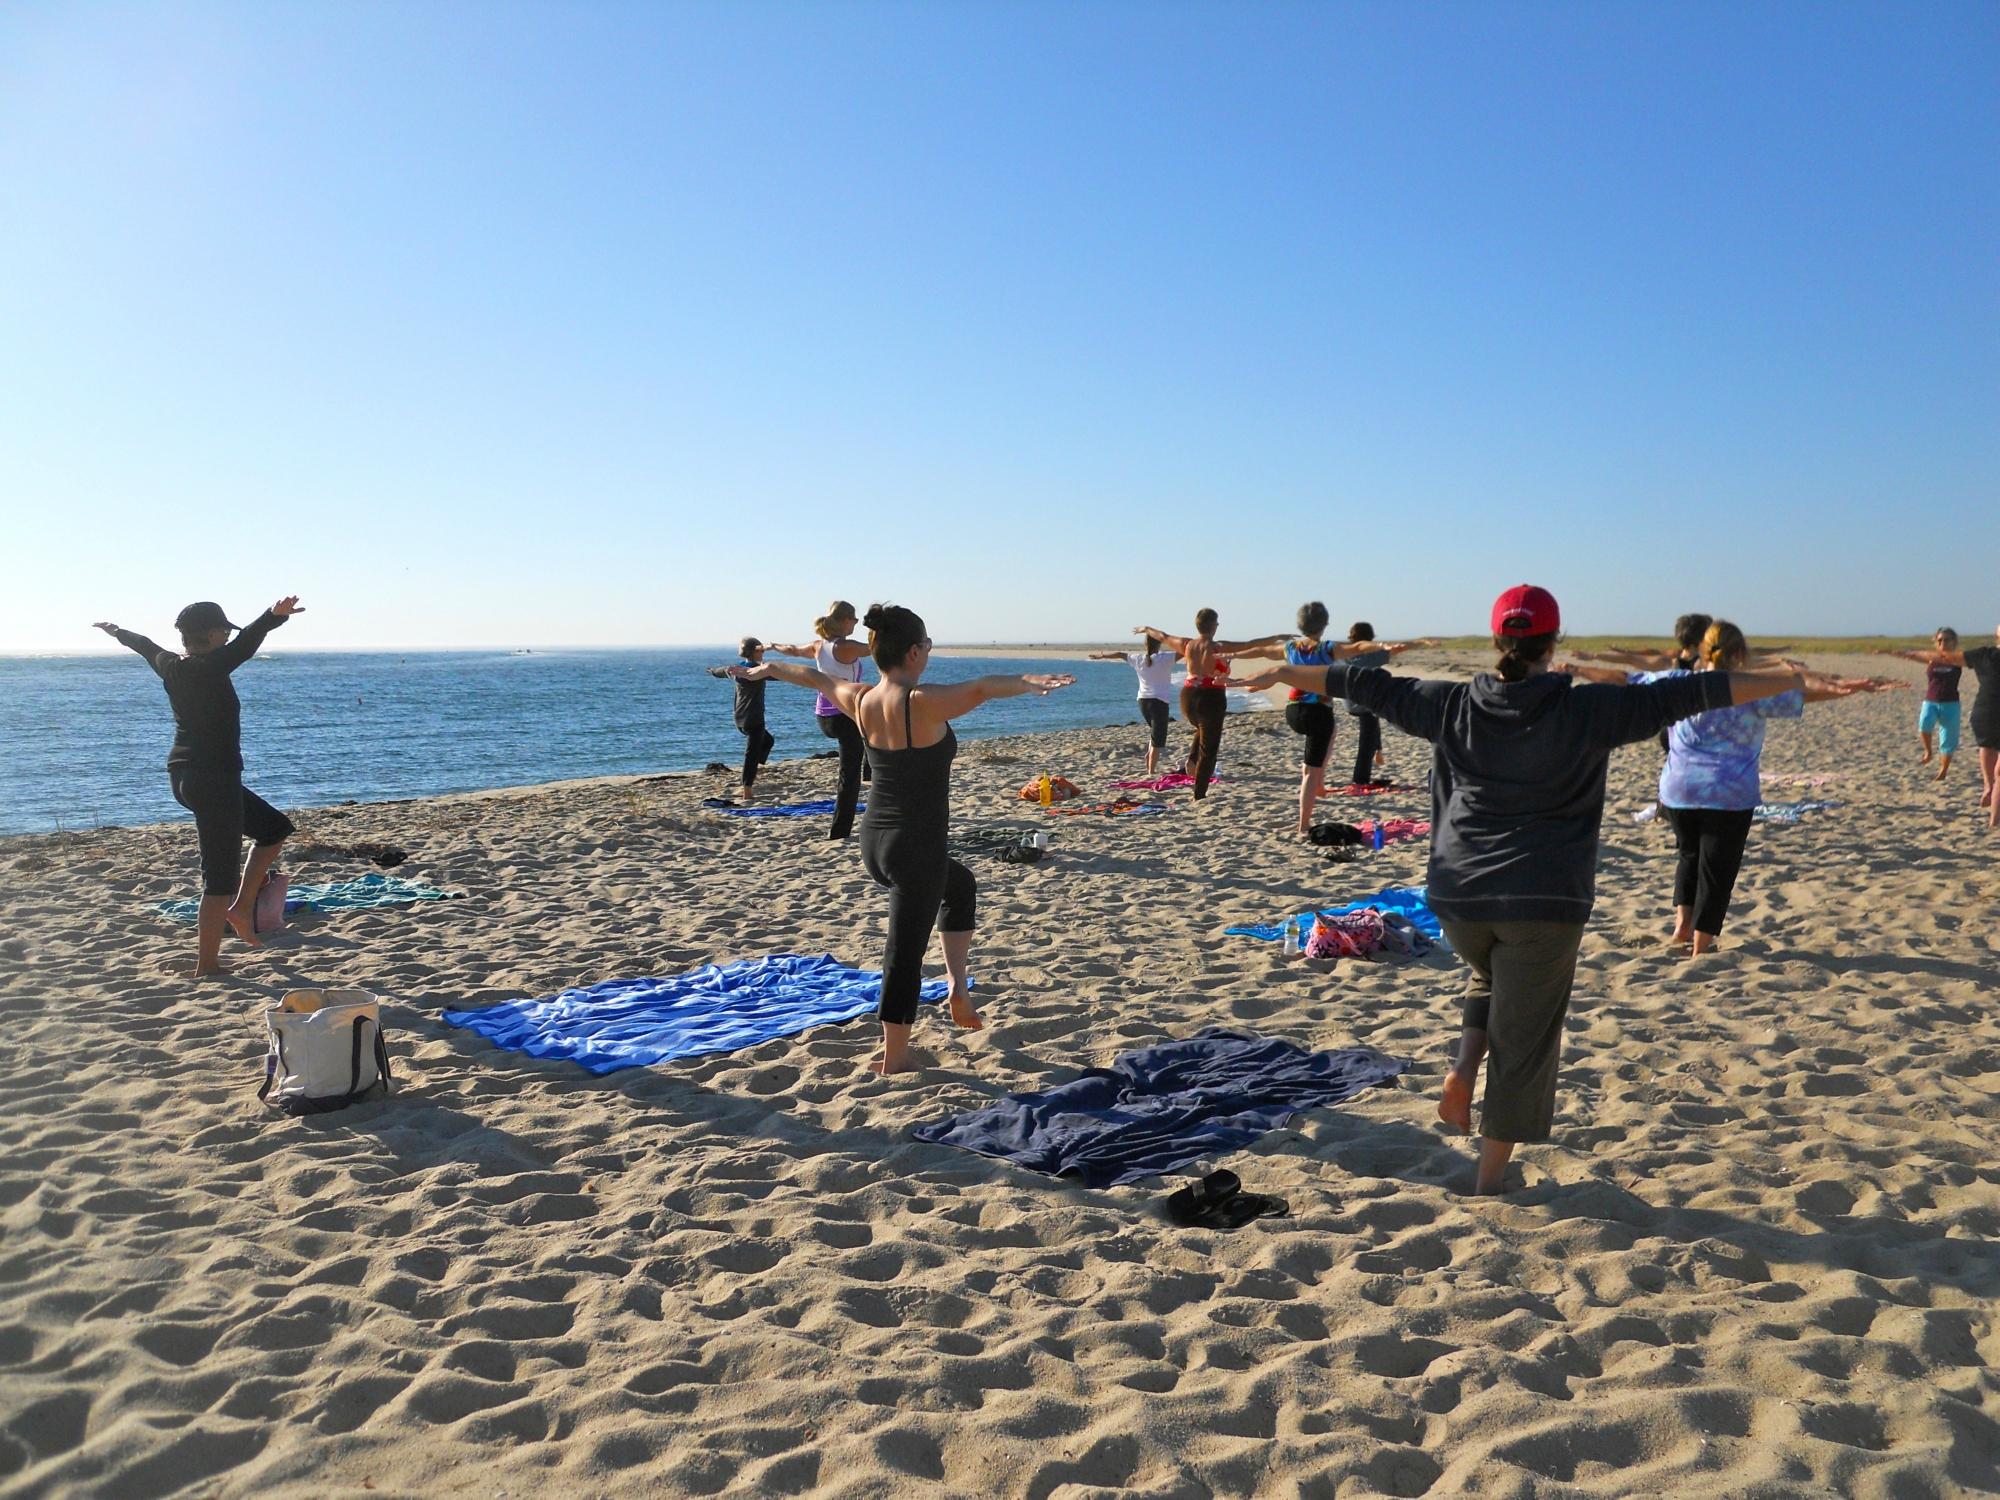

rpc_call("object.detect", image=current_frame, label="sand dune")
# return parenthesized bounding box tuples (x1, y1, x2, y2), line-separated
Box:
(1, 652, 1995, 1497)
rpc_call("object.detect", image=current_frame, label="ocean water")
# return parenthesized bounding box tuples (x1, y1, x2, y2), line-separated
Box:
(0, 648, 1270, 837)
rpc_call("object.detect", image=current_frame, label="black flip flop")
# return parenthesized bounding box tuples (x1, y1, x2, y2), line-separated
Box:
(1163, 1169, 1290, 1230)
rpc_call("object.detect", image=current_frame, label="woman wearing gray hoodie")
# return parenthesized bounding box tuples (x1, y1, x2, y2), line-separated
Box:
(1235, 584, 1805, 1195)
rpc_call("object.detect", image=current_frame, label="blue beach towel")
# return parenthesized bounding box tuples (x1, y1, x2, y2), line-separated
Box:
(157, 873, 459, 925)
(911, 1027, 1409, 1188)
(441, 953, 948, 1072)
(702, 798, 865, 818)
(1224, 886, 1441, 943)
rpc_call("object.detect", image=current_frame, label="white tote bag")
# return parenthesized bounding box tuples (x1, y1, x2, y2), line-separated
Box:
(258, 989, 393, 1115)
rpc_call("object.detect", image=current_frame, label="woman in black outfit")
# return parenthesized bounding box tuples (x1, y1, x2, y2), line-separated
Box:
(735, 605, 1074, 1073)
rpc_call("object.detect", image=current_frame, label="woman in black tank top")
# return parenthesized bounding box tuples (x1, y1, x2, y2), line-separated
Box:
(733, 604, 1074, 1074)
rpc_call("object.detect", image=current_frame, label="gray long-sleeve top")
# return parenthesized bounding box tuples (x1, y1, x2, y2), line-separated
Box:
(1324, 663, 1733, 925)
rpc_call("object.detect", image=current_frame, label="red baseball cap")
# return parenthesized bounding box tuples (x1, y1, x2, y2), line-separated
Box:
(1491, 584, 1560, 637)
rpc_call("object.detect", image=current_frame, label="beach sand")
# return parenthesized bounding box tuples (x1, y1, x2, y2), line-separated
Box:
(1, 653, 1995, 1497)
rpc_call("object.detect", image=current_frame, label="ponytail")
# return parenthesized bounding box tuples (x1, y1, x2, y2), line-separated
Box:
(1493, 632, 1557, 683)
(1700, 620, 1747, 670)
(815, 599, 857, 641)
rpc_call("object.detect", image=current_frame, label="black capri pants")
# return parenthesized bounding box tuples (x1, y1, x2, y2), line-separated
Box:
(740, 718, 775, 788)
(1350, 710, 1382, 786)
(1284, 701, 1336, 770)
(859, 829, 976, 1025)
(1138, 697, 1170, 750)
(816, 713, 866, 838)
(1664, 805, 1755, 936)
(170, 769, 295, 896)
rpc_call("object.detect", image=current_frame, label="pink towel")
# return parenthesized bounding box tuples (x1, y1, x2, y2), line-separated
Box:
(1108, 773, 1226, 791)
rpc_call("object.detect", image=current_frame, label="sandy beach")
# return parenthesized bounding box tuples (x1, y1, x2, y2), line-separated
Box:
(1, 651, 1995, 1498)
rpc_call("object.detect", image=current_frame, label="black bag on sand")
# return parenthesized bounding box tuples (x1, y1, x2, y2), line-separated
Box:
(1163, 1169, 1290, 1230)
(1308, 822, 1367, 848)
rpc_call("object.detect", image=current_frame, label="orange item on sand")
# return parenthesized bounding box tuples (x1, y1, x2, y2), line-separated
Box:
(1019, 775, 1082, 803)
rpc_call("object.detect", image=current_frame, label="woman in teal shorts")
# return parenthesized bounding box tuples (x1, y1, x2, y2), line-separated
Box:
(1880, 629, 1963, 782)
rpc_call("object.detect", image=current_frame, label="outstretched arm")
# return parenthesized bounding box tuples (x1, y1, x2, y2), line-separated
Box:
(1087, 651, 1128, 661)
(97, 621, 173, 674)
(1135, 626, 1191, 653)
(1211, 633, 1287, 654)
(1339, 637, 1439, 659)
(1225, 638, 1290, 661)
(765, 642, 818, 659)
(1556, 661, 1636, 685)
(213, 597, 302, 672)
(916, 673, 1075, 720)
(729, 658, 865, 715)
(1233, 662, 1456, 742)
(1573, 647, 1674, 670)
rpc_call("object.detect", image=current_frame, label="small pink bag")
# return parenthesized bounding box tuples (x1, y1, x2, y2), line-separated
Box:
(254, 870, 290, 934)
(1306, 909, 1386, 960)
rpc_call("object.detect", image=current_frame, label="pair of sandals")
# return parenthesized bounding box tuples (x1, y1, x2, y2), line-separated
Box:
(1162, 1169, 1289, 1231)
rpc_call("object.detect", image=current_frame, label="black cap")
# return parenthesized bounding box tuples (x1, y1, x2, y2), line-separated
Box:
(174, 602, 238, 633)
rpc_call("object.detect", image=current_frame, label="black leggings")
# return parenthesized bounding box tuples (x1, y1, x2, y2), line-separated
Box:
(1181, 685, 1228, 798)
(816, 714, 865, 837)
(740, 722, 775, 789)
(1351, 711, 1382, 786)
(1285, 701, 1335, 769)
(170, 769, 295, 896)
(1138, 697, 1170, 750)
(859, 830, 976, 1024)
(1665, 806, 1754, 936)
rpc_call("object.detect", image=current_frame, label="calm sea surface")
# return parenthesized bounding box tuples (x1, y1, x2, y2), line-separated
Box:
(0, 648, 1269, 837)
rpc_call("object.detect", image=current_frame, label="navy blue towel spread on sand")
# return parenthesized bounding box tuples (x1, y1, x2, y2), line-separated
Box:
(910, 1027, 1409, 1187)
(442, 953, 948, 1072)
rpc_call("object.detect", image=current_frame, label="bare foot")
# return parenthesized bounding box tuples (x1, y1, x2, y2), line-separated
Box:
(1438, 1071, 1474, 1133)
(1920, 746, 1934, 765)
(1688, 934, 1719, 957)
(947, 989, 984, 1030)
(192, 960, 235, 979)
(867, 1049, 920, 1076)
(224, 906, 263, 946)
(1933, 764, 1950, 782)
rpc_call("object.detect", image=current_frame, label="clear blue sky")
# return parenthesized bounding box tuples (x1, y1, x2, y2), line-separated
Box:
(4, 2, 1994, 651)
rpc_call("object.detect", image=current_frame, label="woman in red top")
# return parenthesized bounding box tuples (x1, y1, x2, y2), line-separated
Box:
(1135, 611, 1283, 799)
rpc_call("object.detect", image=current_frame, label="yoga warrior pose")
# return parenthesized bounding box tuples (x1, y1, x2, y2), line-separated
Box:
(768, 601, 872, 840)
(1898, 626, 2000, 829)
(1632, 622, 1880, 954)
(1089, 636, 1178, 777)
(95, 597, 305, 977)
(1878, 630, 1964, 782)
(1230, 605, 1434, 832)
(1237, 584, 1807, 1195)
(734, 604, 1074, 1073)
(1133, 612, 1283, 800)
(708, 637, 776, 801)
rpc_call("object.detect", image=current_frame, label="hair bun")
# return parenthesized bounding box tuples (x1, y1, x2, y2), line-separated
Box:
(862, 604, 889, 631)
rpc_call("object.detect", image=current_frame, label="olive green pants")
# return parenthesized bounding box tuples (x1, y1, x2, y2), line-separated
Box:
(1438, 918, 1586, 1143)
